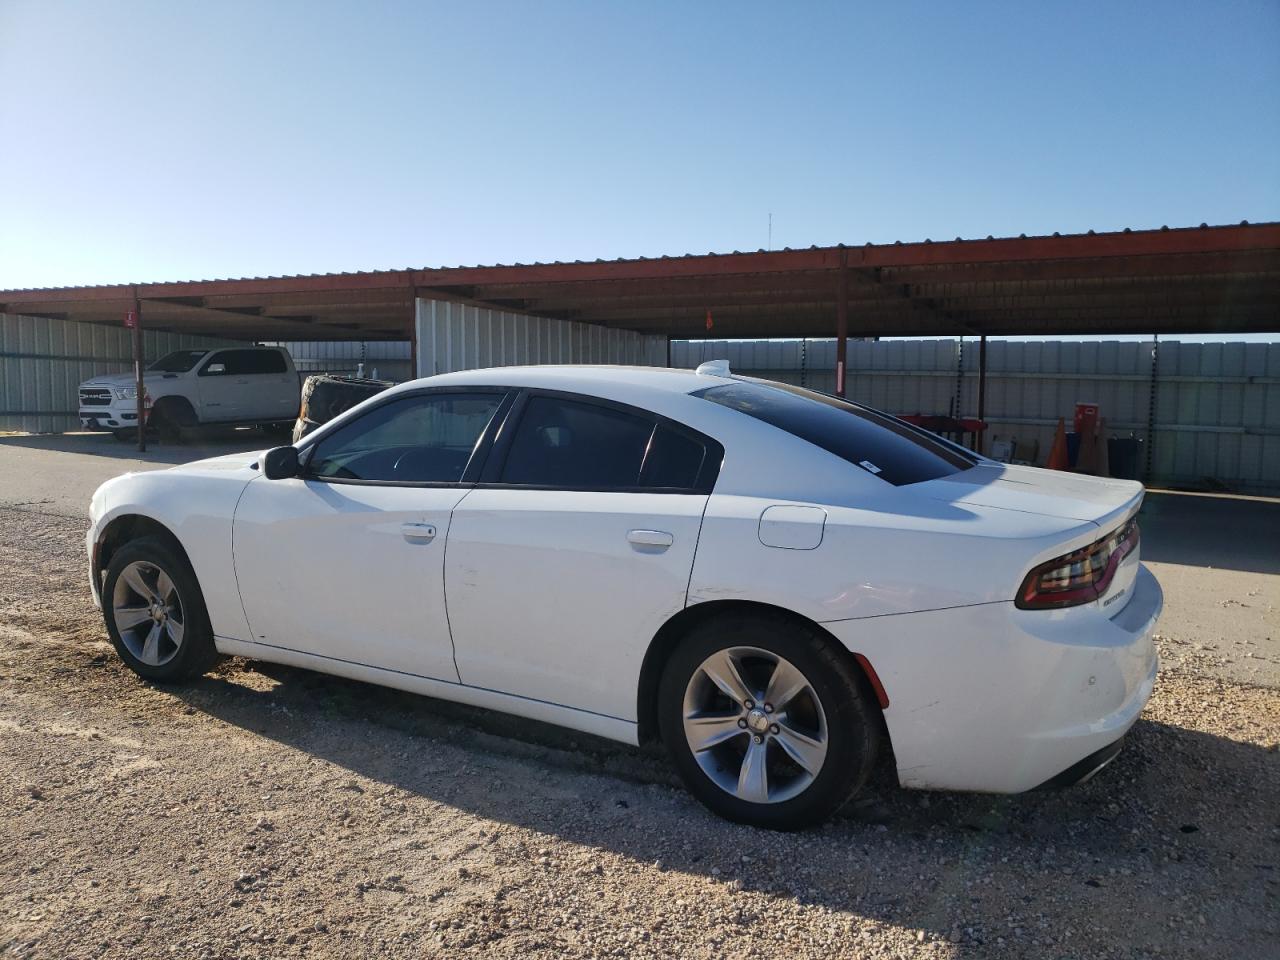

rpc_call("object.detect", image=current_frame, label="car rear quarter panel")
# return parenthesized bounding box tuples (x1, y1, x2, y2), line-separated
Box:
(823, 565, 1161, 792)
(688, 492, 1109, 623)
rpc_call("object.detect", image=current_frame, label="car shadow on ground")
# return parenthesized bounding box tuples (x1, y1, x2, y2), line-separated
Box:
(0, 428, 272, 464)
(167, 659, 1278, 954)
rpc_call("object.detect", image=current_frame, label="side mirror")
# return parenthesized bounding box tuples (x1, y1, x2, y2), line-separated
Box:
(205, 362, 227, 375)
(262, 446, 300, 480)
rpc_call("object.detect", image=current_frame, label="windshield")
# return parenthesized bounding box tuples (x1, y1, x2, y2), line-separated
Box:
(696, 378, 977, 486)
(148, 350, 208, 373)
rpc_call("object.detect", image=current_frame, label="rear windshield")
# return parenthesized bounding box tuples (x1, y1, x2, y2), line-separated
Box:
(148, 350, 207, 373)
(696, 379, 976, 486)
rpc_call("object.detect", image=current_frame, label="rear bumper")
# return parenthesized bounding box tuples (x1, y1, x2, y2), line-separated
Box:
(1034, 737, 1126, 790)
(825, 563, 1161, 793)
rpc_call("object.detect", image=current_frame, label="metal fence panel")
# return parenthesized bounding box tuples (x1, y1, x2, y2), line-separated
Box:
(414, 298, 666, 375)
(0, 313, 238, 432)
(671, 337, 1280, 494)
(271, 339, 413, 381)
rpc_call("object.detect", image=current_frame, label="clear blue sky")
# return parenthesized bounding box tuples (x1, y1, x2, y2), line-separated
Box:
(1, 0, 1277, 339)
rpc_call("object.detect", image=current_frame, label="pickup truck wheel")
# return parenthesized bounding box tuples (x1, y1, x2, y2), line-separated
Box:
(111, 429, 135, 443)
(103, 536, 219, 683)
(151, 398, 196, 444)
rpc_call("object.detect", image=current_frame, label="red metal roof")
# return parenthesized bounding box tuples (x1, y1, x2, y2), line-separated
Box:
(2, 222, 1277, 340)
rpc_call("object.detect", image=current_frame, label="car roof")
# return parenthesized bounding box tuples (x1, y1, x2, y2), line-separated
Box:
(387, 364, 735, 398)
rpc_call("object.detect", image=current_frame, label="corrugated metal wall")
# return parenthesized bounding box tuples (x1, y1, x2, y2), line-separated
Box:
(671, 338, 1280, 494)
(270, 340, 413, 383)
(0, 313, 238, 433)
(415, 298, 667, 376)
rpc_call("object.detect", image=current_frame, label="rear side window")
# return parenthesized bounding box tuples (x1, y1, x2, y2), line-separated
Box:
(501, 397, 652, 488)
(239, 350, 288, 374)
(200, 349, 287, 376)
(696, 380, 975, 485)
(642, 425, 708, 489)
(498, 395, 717, 492)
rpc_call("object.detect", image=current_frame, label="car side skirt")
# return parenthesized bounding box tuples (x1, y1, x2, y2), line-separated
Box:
(214, 636, 641, 747)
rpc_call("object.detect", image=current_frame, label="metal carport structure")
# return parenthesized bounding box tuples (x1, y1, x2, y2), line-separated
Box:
(3, 220, 1278, 444)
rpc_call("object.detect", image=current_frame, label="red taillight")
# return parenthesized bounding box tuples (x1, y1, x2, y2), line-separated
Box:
(1016, 520, 1140, 610)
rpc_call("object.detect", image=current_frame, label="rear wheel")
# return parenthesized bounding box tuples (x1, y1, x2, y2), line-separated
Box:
(102, 537, 219, 683)
(658, 613, 879, 829)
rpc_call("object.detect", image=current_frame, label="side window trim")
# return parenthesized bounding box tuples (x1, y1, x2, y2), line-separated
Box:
(296, 386, 515, 489)
(477, 387, 723, 495)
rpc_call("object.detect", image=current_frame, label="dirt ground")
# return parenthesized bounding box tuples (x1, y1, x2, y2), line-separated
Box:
(1, 432, 1277, 959)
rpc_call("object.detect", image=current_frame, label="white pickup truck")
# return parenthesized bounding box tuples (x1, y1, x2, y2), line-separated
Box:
(77, 346, 300, 442)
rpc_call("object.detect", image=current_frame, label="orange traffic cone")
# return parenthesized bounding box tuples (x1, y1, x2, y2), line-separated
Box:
(1046, 417, 1069, 471)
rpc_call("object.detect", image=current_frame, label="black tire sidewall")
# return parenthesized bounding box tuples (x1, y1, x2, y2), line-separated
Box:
(657, 614, 880, 830)
(102, 537, 217, 683)
(151, 398, 196, 443)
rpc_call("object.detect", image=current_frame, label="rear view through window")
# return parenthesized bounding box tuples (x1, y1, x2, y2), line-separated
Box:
(499, 395, 718, 492)
(696, 379, 976, 485)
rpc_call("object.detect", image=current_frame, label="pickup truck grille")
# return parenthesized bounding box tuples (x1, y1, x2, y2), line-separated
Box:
(79, 389, 112, 407)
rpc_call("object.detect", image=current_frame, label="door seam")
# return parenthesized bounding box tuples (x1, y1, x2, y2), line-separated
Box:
(682, 493, 713, 610)
(229, 475, 264, 641)
(442, 485, 480, 683)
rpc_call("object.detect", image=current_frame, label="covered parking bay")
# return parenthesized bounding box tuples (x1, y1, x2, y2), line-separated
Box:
(2, 220, 1278, 472)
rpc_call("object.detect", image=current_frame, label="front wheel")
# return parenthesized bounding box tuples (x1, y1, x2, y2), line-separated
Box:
(658, 614, 880, 829)
(102, 536, 220, 683)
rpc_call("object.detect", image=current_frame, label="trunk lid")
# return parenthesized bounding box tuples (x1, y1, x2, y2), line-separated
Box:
(913, 463, 1145, 616)
(911, 462, 1143, 527)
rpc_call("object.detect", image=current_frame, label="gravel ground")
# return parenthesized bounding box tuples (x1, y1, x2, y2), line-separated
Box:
(1, 440, 1278, 959)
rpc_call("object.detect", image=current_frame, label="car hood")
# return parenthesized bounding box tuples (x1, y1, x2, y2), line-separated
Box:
(910, 463, 1143, 528)
(82, 373, 140, 389)
(83, 371, 187, 389)
(169, 451, 268, 474)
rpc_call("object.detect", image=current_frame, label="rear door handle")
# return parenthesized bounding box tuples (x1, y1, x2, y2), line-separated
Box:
(401, 522, 437, 542)
(627, 529, 673, 549)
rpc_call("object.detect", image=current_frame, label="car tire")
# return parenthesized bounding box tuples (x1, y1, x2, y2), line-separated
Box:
(150, 398, 196, 444)
(102, 536, 220, 684)
(657, 613, 880, 830)
(111, 429, 135, 443)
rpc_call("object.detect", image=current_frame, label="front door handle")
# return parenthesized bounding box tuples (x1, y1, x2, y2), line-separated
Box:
(401, 522, 437, 542)
(627, 529, 673, 549)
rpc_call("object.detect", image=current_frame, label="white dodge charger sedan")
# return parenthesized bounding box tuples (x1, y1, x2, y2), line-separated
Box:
(88, 363, 1161, 828)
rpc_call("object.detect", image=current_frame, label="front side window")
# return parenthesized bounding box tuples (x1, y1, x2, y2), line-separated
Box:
(307, 392, 505, 483)
(696, 379, 975, 486)
(498, 395, 715, 491)
(148, 350, 207, 373)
